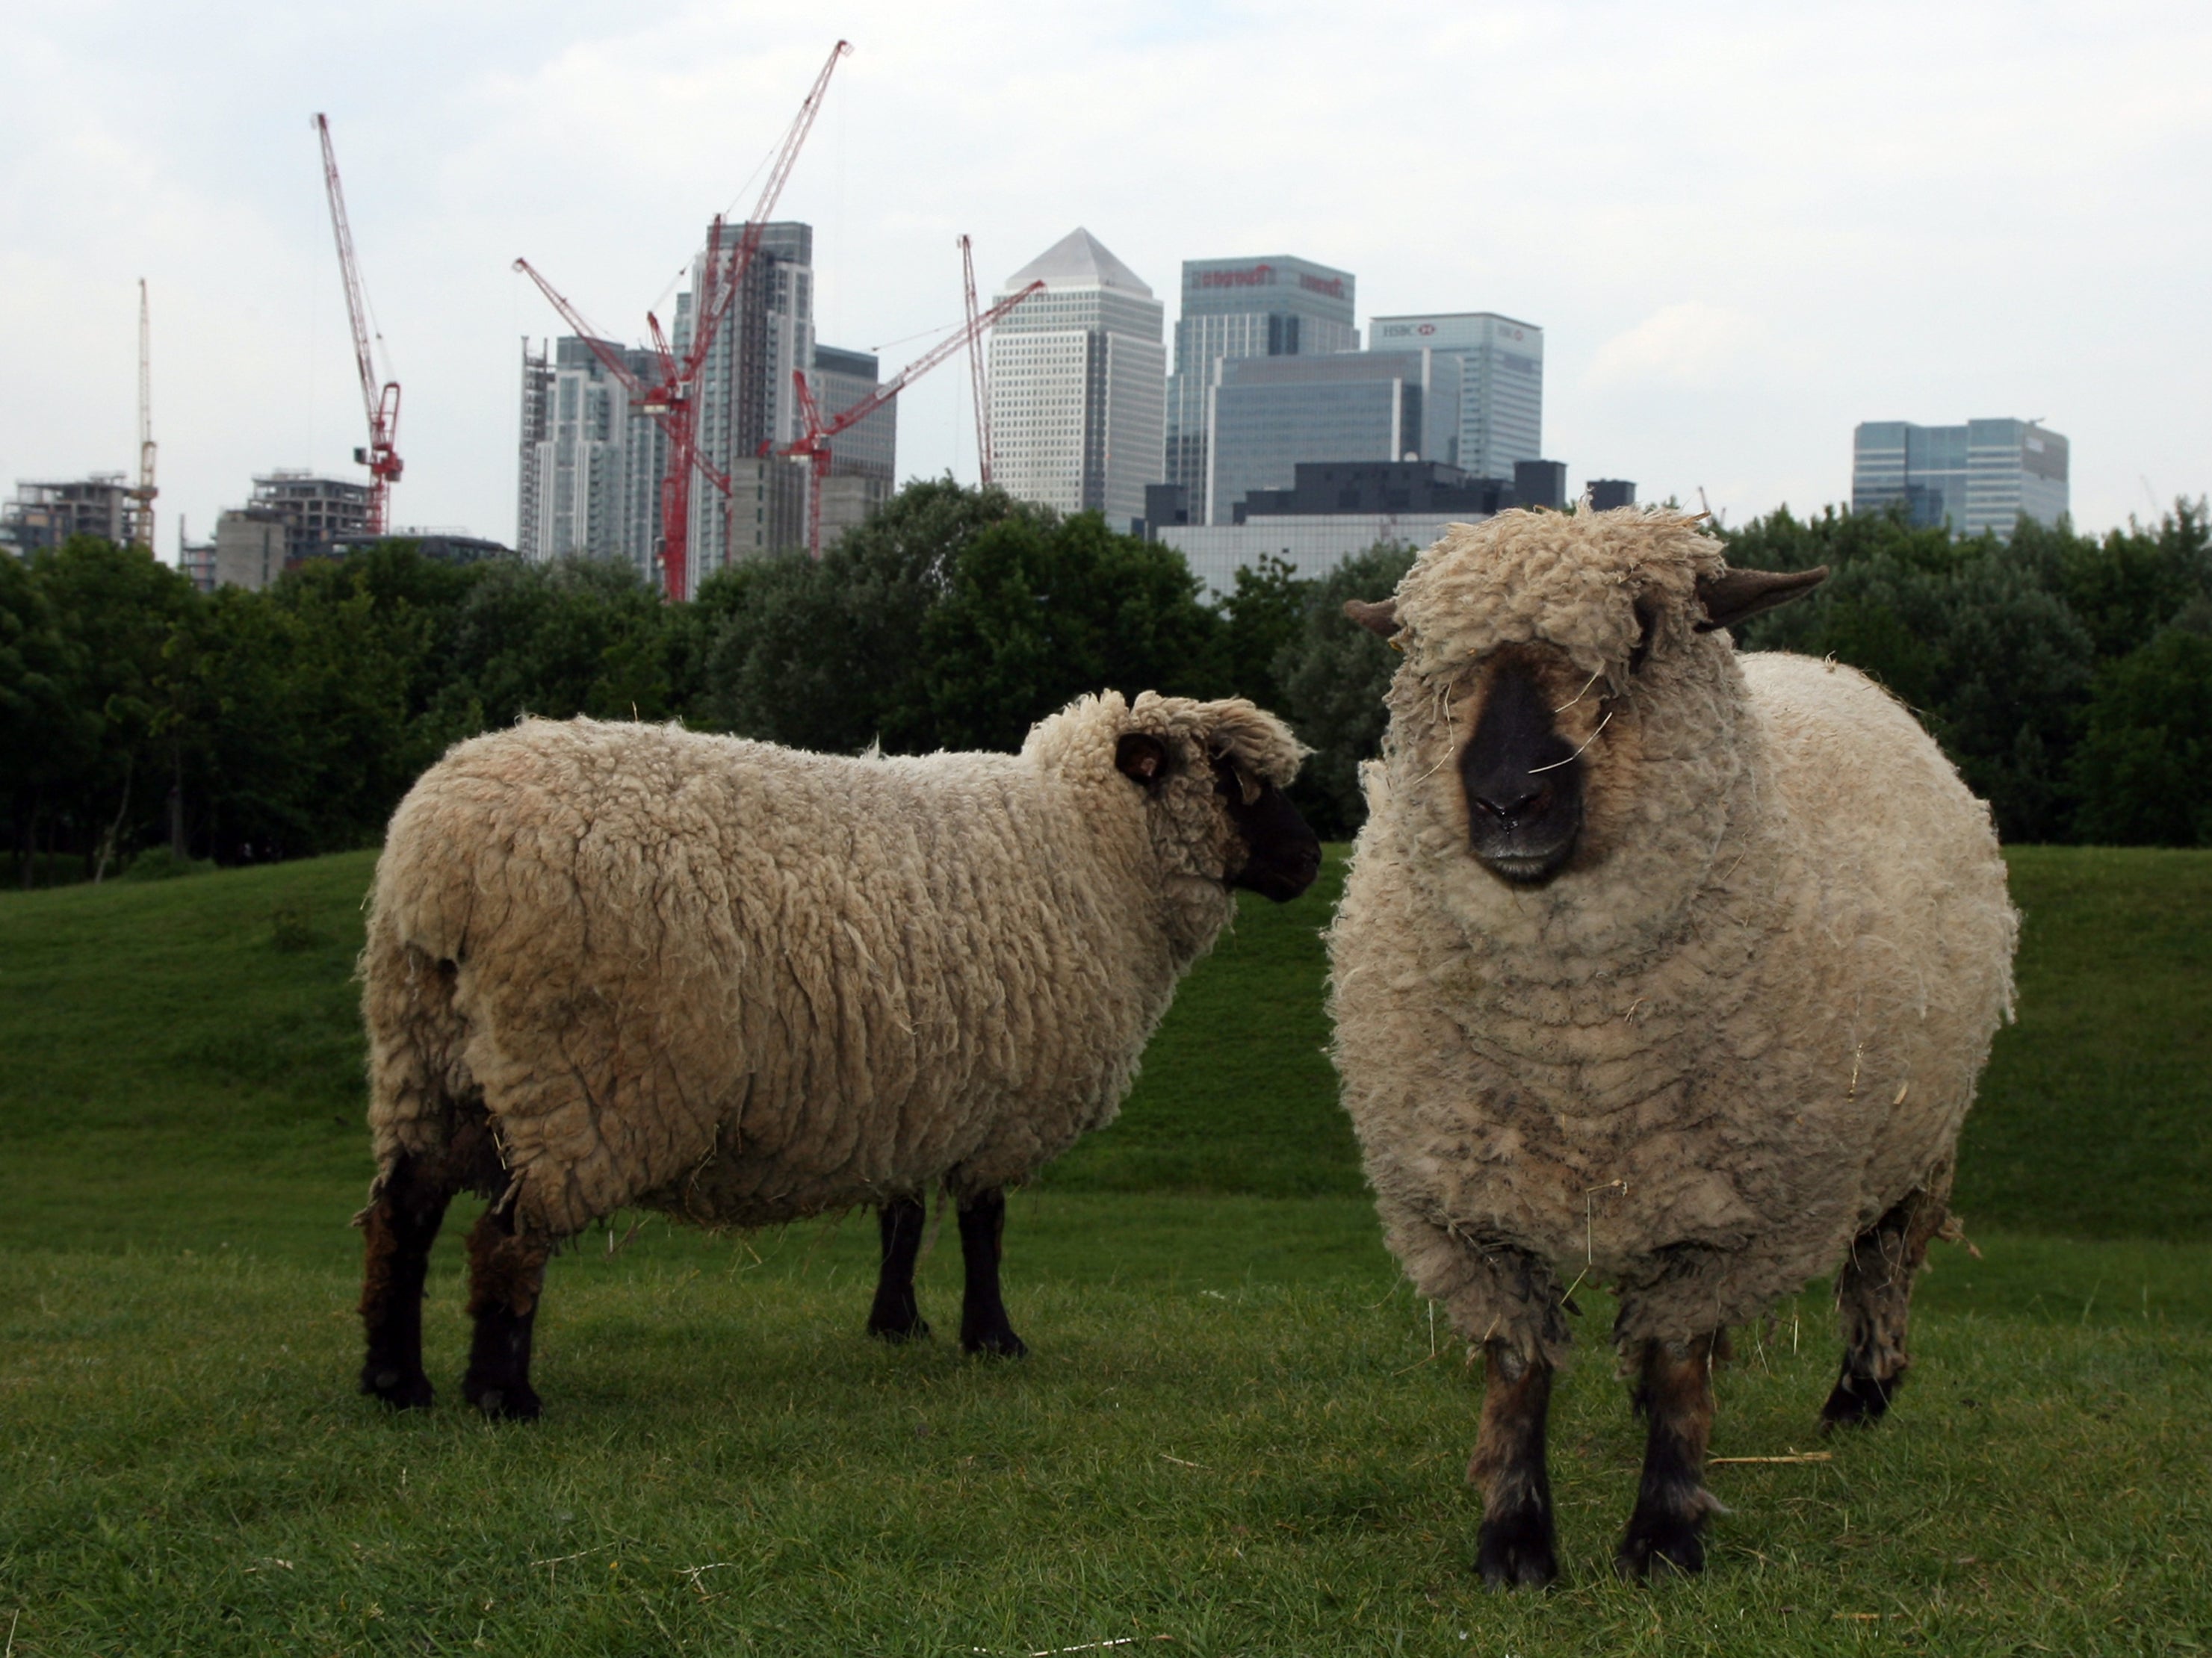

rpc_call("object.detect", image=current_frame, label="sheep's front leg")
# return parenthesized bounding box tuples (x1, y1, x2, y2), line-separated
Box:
(1823, 1185, 1948, 1429)
(956, 1188, 1026, 1356)
(1470, 1340, 1558, 1589)
(358, 1152, 453, 1409)
(867, 1196, 932, 1342)
(462, 1200, 553, 1421)
(1616, 1330, 1725, 1579)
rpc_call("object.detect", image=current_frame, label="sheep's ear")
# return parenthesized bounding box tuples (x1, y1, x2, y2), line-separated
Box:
(1343, 597, 1401, 639)
(1115, 733, 1172, 789)
(1694, 565, 1829, 633)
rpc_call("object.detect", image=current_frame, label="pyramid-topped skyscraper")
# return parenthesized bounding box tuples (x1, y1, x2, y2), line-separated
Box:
(988, 229, 1164, 531)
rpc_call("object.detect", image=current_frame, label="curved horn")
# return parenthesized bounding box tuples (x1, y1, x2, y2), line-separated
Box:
(1344, 597, 1401, 639)
(1694, 565, 1829, 633)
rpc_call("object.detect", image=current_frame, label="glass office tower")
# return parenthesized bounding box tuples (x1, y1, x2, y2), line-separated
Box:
(1852, 419, 2069, 536)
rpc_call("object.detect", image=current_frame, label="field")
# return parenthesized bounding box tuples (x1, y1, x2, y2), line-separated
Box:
(1, 846, 2209, 1654)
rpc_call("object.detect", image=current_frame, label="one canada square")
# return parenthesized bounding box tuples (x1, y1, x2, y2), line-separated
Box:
(987, 229, 1165, 532)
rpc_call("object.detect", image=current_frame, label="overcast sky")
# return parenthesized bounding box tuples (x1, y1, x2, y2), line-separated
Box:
(6, 0, 2207, 559)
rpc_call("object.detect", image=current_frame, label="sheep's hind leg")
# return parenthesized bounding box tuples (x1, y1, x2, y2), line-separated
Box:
(867, 1196, 932, 1342)
(956, 1187, 1026, 1357)
(1823, 1185, 1948, 1429)
(358, 1152, 454, 1409)
(462, 1198, 554, 1421)
(1616, 1330, 1726, 1579)
(1470, 1340, 1558, 1589)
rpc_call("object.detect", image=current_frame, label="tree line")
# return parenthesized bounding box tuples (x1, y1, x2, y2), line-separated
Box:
(1727, 499, 2211, 848)
(3, 479, 2206, 887)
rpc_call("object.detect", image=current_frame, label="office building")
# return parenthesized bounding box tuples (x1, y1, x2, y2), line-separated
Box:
(1205, 350, 1460, 524)
(1587, 479, 1637, 512)
(677, 220, 816, 586)
(1166, 255, 1356, 506)
(1514, 459, 1567, 513)
(247, 473, 371, 562)
(1367, 312, 1543, 482)
(988, 229, 1165, 531)
(808, 344, 896, 550)
(517, 223, 891, 579)
(1852, 419, 2069, 537)
(1239, 460, 1505, 521)
(516, 335, 666, 576)
(178, 526, 215, 590)
(1, 476, 131, 553)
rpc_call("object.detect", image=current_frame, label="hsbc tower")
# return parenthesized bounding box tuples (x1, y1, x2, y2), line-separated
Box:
(1366, 312, 1543, 484)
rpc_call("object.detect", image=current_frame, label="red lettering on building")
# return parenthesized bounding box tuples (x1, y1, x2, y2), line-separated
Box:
(1195, 264, 1275, 289)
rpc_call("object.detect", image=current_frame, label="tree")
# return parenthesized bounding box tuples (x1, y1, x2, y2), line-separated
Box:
(1271, 541, 1418, 838)
(695, 477, 1053, 754)
(28, 536, 200, 878)
(918, 512, 1221, 753)
(1729, 506, 2094, 842)
(2054, 498, 2211, 661)
(1213, 554, 1311, 717)
(2070, 624, 2212, 846)
(422, 556, 680, 748)
(0, 552, 88, 884)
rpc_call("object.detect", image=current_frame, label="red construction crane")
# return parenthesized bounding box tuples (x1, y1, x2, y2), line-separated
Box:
(313, 114, 402, 537)
(958, 235, 995, 487)
(514, 40, 849, 600)
(772, 279, 1043, 557)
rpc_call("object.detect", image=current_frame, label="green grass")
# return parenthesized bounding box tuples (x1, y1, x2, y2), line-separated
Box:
(2, 846, 2210, 1654)
(5, 1228, 2210, 1655)
(1959, 846, 2212, 1238)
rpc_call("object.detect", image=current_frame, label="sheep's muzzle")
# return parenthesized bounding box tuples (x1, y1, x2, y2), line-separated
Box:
(1218, 760, 1322, 903)
(1459, 653, 1584, 885)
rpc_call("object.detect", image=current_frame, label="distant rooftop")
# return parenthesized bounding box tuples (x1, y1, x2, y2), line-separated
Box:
(1004, 228, 1151, 297)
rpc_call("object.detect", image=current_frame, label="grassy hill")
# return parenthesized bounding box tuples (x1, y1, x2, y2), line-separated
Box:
(3, 846, 2210, 1654)
(6, 841, 2203, 1252)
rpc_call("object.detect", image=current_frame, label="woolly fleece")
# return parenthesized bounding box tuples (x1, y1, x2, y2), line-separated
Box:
(1327, 508, 2019, 1363)
(362, 693, 1305, 1238)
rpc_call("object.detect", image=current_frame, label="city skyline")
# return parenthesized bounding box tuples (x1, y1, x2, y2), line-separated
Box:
(4, 1, 2207, 556)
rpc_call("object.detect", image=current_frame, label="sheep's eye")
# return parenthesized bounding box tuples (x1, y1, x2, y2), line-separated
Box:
(1627, 599, 1659, 674)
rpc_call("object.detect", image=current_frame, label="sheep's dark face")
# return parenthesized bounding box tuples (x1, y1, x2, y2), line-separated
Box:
(1212, 754, 1322, 902)
(1113, 711, 1321, 905)
(1348, 530, 1830, 892)
(1457, 645, 1587, 885)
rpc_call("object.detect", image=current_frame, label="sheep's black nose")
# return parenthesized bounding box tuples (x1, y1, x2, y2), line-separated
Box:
(1470, 781, 1553, 825)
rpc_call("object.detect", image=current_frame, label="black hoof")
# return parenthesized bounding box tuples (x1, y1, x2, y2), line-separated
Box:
(961, 1325, 1028, 1358)
(868, 1315, 933, 1344)
(1616, 1515, 1705, 1580)
(361, 1364, 435, 1411)
(1821, 1370, 1896, 1429)
(1476, 1506, 1558, 1589)
(465, 1379, 542, 1421)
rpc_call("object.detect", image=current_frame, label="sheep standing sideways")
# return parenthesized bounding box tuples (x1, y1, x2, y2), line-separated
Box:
(1327, 507, 2017, 1585)
(357, 692, 1319, 1419)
